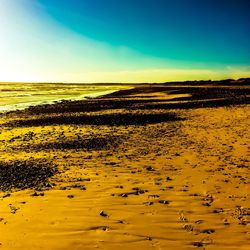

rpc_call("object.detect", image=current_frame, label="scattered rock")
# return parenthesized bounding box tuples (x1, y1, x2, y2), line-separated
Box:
(31, 192, 44, 197)
(183, 224, 193, 232)
(200, 229, 215, 234)
(193, 242, 204, 247)
(0, 159, 57, 191)
(159, 200, 170, 205)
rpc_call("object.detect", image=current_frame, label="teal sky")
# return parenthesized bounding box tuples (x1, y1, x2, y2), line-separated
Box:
(0, 0, 249, 82)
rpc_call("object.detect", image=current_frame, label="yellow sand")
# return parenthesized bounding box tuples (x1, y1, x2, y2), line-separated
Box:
(0, 104, 249, 249)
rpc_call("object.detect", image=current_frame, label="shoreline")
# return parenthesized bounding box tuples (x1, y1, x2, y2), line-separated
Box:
(0, 84, 133, 114)
(1, 78, 249, 115)
(2, 82, 249, 119)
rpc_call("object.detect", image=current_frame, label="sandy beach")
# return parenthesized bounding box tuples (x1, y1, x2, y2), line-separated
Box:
(0, 81, 249, 249)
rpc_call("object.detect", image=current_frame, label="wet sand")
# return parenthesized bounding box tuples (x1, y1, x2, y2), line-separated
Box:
(0, 82, 249, 249)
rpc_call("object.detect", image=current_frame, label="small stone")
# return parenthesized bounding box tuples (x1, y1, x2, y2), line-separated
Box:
(145, 166, 155, 171)
(159, 200, 170, 205)
(213, 208, 224, 213)
(31, 192, 44, 197)
(144, 201, 154, 206)
(193, 242, 204, 247)
(183, 224, 193, 232)
(100, 211, 108, 217)
(83, 178, 91, 181)
(195, 220, 204, 224)
(2, 193, 11, 198)
(202, 202, 211, 207)
(200, 229, 215, 234)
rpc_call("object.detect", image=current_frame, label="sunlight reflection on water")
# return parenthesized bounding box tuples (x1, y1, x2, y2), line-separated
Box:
(0, 82, 127, 113)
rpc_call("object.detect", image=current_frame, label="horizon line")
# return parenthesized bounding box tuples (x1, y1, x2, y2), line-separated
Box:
(1, 77, 249, 85)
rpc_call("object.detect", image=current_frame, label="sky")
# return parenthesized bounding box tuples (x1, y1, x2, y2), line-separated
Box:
(0, 0, 249, 83)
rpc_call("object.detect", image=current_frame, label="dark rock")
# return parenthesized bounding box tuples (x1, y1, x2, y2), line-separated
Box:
(200, 229, 215, 234)
(159, 200, 170, 205)
(145, 166, 155, 171)
(0, 159, 57, 191)
(193, 242, 204, 247)
(121, 193, 128, 198)
(31, 192, 44, 197)
(2, 193, 11, 198)
(100, 211, 108, 217)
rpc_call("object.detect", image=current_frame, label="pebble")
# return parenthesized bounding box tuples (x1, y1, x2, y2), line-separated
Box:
(100, 211, 108, 217)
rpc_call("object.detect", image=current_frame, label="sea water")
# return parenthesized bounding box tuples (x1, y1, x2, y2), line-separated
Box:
(0, 82, 128, 113)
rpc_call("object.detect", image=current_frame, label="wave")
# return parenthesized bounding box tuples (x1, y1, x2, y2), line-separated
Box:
(0, 86, 129, 113)
(0, 94, 33, 98)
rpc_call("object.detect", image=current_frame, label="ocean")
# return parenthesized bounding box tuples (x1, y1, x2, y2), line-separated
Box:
(0, 82, 128, 113)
